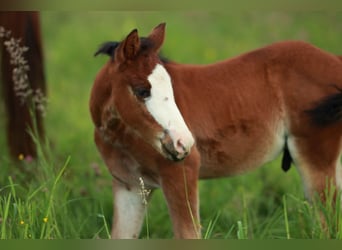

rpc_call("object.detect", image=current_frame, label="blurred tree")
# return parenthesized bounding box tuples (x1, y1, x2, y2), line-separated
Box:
(0, 11, 46, 161)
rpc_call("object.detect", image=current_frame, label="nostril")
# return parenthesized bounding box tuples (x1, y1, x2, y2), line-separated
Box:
(161, 134, 190, 161)
(175, 139, 186, 153)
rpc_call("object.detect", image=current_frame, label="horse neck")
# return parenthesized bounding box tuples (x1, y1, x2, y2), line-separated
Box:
(162, 58, 266, 137)
(163, 62, 226, 132)
(163, 62, 204, 104)
(163, 61, 228, 104)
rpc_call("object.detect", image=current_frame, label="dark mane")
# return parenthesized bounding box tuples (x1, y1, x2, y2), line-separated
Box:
(94, 41, 120, 58)
(94, 37, 169, 63)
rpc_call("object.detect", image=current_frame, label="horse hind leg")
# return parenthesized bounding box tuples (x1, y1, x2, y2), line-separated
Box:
(287, 134, 342, 204)
(287, 134, 342, 238)
(298, 88, 342, 202)
(335, 160, 342, 200)
(284, 84, 342, 237)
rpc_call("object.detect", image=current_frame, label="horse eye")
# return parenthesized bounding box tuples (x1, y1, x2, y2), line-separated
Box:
(133, 87, 151, 100)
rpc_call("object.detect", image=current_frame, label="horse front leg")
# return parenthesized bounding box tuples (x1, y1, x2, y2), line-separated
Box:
(111, 178, 150, 239)
(160, 157, 201, 239)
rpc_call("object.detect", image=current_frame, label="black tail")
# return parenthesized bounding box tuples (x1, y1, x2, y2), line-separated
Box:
(306, 86, 342, 127)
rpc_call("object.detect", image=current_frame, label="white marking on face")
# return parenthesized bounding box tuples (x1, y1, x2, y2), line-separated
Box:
(145, 64, 194, 153)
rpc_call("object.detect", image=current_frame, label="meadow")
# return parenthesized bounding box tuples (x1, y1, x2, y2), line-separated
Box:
(0, 11, 342, 239)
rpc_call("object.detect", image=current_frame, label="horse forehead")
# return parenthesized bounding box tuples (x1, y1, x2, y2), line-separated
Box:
(148, 64, 171, 85)
(125, 59, 158, 78)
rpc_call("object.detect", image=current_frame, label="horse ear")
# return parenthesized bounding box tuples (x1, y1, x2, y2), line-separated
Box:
(148, 23, 166, 52)
(115, 28, 140, 62)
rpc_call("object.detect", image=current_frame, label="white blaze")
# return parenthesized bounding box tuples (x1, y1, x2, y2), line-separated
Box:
(145, 64, 194, 152)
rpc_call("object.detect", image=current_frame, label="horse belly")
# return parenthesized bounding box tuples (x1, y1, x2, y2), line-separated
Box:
(198, 120, 286, 178)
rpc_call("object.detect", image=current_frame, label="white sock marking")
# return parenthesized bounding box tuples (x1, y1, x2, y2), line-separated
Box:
(112, 187, 146, 238)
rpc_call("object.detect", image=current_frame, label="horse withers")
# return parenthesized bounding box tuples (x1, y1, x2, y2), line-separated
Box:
(90, 23, 342, 238)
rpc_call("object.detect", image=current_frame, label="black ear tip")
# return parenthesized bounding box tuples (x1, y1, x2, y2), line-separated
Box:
(128, 28, 138, 36)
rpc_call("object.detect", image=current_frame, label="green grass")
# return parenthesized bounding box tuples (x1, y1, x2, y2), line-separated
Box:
(1, 11, 342, 239)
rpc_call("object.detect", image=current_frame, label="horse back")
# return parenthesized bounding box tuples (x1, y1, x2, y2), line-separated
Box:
(164, 41, 342, 177)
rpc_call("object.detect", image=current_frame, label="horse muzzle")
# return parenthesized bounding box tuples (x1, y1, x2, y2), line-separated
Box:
(160, 129, 194, 162)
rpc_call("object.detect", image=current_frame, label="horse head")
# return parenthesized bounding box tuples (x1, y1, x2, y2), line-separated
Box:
(91, 23, 194, 161)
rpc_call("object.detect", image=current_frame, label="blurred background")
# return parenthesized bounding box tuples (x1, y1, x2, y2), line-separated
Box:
(0, 11, 341, 239)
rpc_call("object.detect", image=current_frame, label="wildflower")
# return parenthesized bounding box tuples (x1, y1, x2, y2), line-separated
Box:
(0, 26, 5, 38)
(138, 177, 151, 206)
(18, 154, 24, 161)
(0, 25, 47, 116)
(20, 220, 25, 225)
(43, 217, 48, 223)
(24, 155, 33, 163)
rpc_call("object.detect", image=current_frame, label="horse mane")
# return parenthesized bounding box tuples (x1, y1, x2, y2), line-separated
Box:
(94, 41, 120, 58)
(94, 37, 170, 63)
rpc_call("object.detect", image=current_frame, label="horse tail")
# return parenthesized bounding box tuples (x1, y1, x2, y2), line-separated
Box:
(306, 86, 342, 127)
